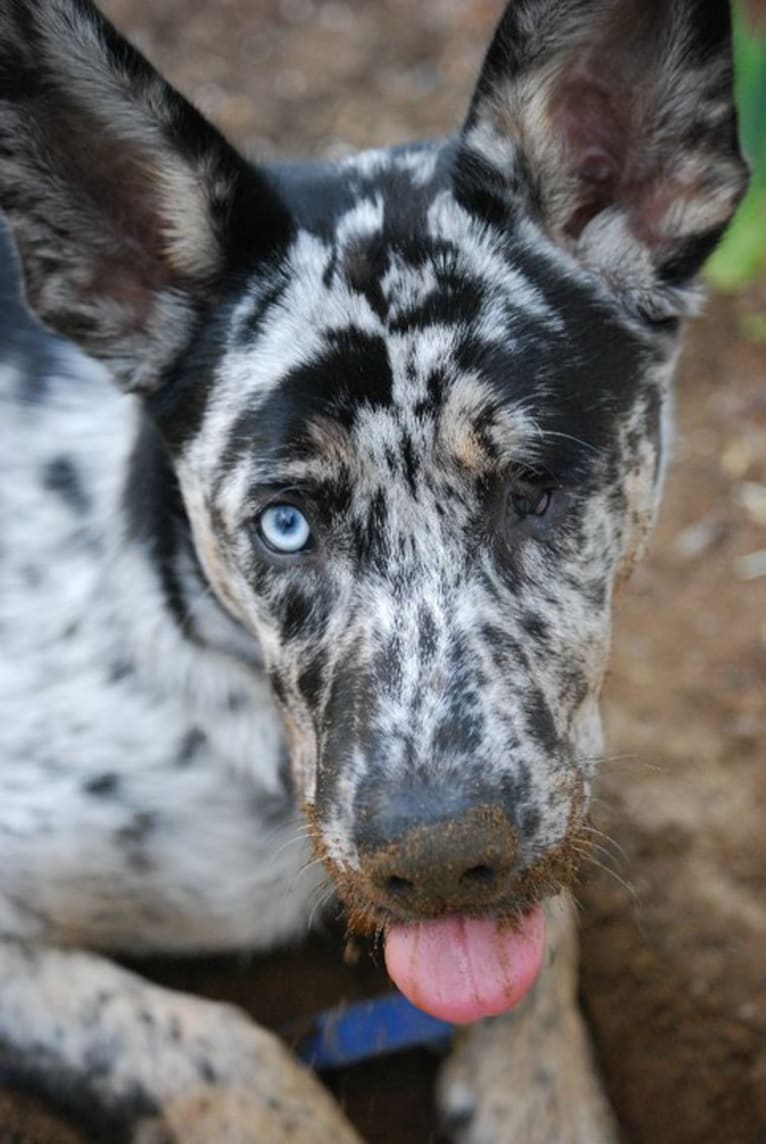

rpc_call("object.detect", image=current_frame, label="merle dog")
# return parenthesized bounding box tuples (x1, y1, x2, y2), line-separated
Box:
(0, 0, 747, 1140)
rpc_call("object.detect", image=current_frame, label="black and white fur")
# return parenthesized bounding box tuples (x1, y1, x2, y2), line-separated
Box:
(0, 1, 747, 1140)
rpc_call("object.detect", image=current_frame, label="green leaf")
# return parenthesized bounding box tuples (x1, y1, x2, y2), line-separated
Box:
(706, 5, 766, 289)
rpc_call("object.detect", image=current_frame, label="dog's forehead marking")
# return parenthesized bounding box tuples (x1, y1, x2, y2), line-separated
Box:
(334, 144, 441, 190)
(425, 192, 557, 326)
(334, 193, 385, 245)
(190, 168, 578, 491)
(179, 145, 664, 548)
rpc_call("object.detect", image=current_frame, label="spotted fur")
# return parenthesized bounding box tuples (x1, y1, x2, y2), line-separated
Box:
(0, 0, 746, 1139)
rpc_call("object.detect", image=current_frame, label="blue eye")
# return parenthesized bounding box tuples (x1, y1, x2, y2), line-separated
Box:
(258, 504, 312, 554)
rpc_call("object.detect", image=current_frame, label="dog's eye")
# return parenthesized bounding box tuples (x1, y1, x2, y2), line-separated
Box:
(509, 488, 553, 520)
(258, 504, 312, 554)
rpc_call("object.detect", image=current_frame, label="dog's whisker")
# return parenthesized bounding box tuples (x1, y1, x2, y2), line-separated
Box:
(268, 827, 314, 863)
(581, 824, 630, 864)
(568, 889, 587, 915)
(587, 795, 615, 811)
(576, 752, 639, 768)
(590, 754, 666, 775)
(285, 855, 328, 896)
(586, 840, 630, 871)
(307, 884, 335, 932)
(533, 428, 602, 456)
(296, 854, 327, 878)
(575, 849, 641, 906)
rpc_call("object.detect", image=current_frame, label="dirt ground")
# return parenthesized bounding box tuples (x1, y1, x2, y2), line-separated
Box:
(2, 2, 765, 1142)
(580, 283, 766, 1144)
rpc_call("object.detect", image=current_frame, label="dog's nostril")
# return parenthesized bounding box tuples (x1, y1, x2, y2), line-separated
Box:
(460, 864, 496, 887)
(386, 875, 415, 897)
(358, 806, 519, 917)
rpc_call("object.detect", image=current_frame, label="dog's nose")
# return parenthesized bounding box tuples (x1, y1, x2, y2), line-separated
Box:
(356, 805, 518, 918)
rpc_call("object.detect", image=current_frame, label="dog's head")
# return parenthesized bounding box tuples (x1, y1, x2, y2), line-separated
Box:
(0, 0, 746, 962)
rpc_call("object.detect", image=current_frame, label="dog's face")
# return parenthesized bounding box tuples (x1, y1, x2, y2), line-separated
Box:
(169, 177, 667, 924)
(0, 0, 746, 931)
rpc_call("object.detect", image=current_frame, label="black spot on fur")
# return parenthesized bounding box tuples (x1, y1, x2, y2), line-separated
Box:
(352, 488, 389, 567)
(232, 279, 290, 348)
(123, 413, 232, 652)
(393, 268, 486, 336)
(519, 610, 551, 647)
(84, 773, 121, 798)
(298, 656, 325, 709)
(282, 587, 315, 641)
(220, 328, 393, 478)
(196, 1057, 218, 1083)
(270, 670, 288, 708)
(521, 805, 542, 838)
(433, 702, 484, 757)
(480, 623, 531, 674)
(522, 689, 560, 757)
(418, 608, 438, 662)
(499, 760, 531, 810)
(426, 368, 446, 410)
(342, 235, 389, 321)
(582, 576, 608, 611)
(0, 1041, 160, 1144)
(317, 665, 378, 817)
(115, 812, 158, 874)
(123, 415, 192, 634)
(108, 659, 135, 683)
(42, 456, 90, 515)
(176, 728, 207, 768)
(557, 667, 589, 710)
(401, 433, 418, 497)
(374, 634, 403, 695)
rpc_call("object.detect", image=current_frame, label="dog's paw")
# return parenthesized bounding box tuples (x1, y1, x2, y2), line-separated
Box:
(129, 1053, 360, 1144)
(0, 943, 360, 1144)
(133, 1086, 353, 1144)
(129, 1005, 363, 1144)
(437, 1010, 618, 1144)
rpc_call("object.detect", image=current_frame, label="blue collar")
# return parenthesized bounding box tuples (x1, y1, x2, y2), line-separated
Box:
(291, 992, 454, 1069)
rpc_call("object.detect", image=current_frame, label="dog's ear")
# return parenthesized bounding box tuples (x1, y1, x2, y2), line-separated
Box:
(0, 0, 290, 391)
(458, 0, 749, 319)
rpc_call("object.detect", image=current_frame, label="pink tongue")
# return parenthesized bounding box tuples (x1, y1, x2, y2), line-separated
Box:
(384, 908, 545, 1024)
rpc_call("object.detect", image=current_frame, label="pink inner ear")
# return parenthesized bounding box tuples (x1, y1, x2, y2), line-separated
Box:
(551, 73, 633, 238)
(578, 147, 619, 186)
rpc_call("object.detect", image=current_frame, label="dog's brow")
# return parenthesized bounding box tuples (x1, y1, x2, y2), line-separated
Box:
(250, 424, 356, 490)
(302, 415, 354, 460)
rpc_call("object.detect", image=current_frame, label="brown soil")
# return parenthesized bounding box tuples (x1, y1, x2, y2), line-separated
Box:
(2, 3, 765, 1142)
(580, 285, 766, 1144)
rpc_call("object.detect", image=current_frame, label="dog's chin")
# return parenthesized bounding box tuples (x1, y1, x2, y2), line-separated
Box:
(306, 812, 590, 1024)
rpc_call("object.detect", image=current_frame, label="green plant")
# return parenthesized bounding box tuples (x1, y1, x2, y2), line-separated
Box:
(707, 5, 766, 288)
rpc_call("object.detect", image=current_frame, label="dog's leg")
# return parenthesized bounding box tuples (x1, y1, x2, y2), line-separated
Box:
(0, 941, 360, 1143)
(437, 896, 617, 1144)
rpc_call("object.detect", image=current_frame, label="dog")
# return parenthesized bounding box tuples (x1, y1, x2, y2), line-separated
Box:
(0, 0, 747, 1140)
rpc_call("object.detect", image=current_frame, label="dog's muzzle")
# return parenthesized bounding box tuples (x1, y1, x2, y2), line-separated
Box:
(311, 764, 586, 1026)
